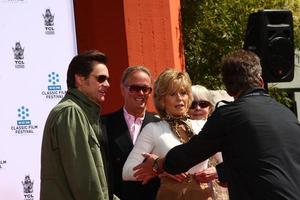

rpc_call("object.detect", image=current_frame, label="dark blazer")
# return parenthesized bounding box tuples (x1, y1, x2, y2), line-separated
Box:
(101, 108, 160, 200)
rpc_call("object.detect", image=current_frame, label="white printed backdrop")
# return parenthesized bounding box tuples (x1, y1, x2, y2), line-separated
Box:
(0, 0, 77, 199)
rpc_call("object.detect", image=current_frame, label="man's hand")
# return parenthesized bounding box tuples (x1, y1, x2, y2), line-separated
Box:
(194, 167, 218, 183)
(133, 153, 159, 184)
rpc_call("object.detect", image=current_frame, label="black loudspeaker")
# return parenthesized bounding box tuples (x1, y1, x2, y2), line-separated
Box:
(244, 10, 294, 82)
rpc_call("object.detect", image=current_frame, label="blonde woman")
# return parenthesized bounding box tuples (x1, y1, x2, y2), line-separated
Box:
(123, 69, 215, 200)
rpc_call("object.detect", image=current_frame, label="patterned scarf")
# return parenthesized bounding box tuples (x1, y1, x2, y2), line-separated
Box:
(163, 114, 195, 143)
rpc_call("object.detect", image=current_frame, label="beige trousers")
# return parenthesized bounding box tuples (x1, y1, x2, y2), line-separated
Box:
(157, 176, 214, 200)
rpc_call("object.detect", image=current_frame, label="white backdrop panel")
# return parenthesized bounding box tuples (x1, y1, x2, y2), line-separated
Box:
(0, 0, 77, 199)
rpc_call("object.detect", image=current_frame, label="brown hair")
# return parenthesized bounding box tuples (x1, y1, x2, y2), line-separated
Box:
(154, 68, 193, 118)
(67, 50, 107, 89)
(222, 49, 262, 95)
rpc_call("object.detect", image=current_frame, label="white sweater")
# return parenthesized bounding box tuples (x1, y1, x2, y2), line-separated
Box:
(122, 119, 209, 180)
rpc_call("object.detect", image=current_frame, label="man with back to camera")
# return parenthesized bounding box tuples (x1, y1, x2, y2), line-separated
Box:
(40, 50, 119, 200)
(133, 49, 300, 200)
(101, 66, 160, 200)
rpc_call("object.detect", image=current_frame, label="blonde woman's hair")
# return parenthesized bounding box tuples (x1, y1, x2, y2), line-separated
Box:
(153, 68, 193, 118)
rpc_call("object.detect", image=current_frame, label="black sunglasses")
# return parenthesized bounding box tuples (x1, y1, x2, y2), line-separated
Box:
(190, 100, 211, 109)
(126, 85, 152, 94)
(93, 75, 110, 83)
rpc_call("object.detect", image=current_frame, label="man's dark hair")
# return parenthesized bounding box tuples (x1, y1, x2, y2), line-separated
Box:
(67, 50, 107, 89)
(222, 49, 262, 95)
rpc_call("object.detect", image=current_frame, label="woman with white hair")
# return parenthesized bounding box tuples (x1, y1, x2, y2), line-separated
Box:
(188, 85, 214, 120)
(189, 85, 230, 200)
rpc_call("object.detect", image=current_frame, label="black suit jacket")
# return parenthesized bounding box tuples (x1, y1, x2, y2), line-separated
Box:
(101, 108, 160, 200)
(165, 88, 300, 200)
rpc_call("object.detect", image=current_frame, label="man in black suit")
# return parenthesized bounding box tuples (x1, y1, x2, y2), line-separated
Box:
(101, 66, 160, 200)
(134, 50, 300, 200)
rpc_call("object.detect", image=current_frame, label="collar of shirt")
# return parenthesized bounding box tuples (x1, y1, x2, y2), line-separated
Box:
(123, 107, 145, 144)
(240, 87, 268, 99)
(67, 88, 101, 121)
